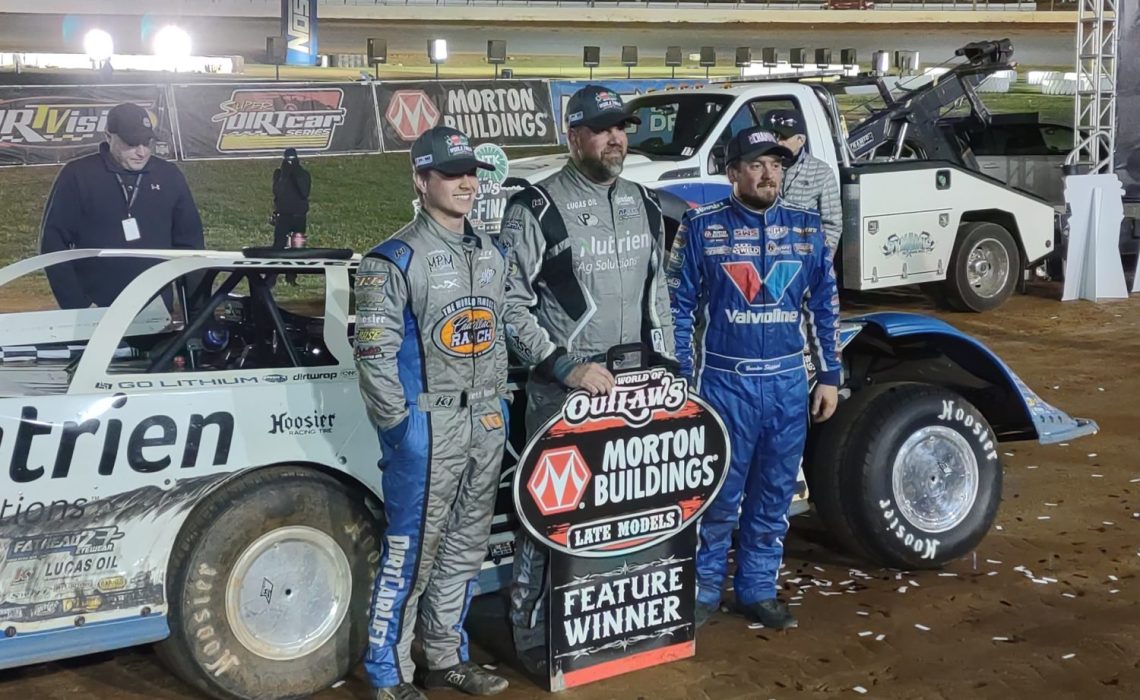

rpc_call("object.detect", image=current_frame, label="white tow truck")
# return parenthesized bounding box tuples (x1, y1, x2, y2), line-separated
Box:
(509, 40, 1057, 312)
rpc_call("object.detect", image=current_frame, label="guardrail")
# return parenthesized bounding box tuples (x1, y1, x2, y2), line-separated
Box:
(299, 0, 1055, 10)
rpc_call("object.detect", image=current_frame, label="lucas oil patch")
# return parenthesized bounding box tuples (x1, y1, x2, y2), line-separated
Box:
(434, 297, 497, 358)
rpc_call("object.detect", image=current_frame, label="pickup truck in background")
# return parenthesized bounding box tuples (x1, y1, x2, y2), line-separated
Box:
(511, 42, 1058, 312)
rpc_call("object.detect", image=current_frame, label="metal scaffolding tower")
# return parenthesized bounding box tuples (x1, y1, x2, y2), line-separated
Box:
(1069, 0, 1118, 174)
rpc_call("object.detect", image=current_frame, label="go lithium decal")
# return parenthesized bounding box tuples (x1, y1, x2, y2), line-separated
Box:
(512, 367, 730, 557)
(281, 0, 319, 66)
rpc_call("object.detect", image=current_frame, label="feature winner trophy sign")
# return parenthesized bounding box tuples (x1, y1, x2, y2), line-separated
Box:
(513, 349, 730, 691)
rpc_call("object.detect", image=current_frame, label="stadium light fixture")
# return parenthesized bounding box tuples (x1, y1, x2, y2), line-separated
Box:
(622, 45, 638, 79)
(154, 25, 192, 61)
(665, 46, 682, 79)
(429, 38, 448, 79)
(583, 46, 600, 80)
(83, 29, 114, 65)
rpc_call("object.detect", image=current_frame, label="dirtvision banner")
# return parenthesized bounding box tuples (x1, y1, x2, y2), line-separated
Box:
(0, 85, 175, 167)
(375, 80, 557, 152)
(513, 365, 730, 690)
(281, 0, 319, 66)
(548, 79, 710, 144)
(172, 83, 380, 159)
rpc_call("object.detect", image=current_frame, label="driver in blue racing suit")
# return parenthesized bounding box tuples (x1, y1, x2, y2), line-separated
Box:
(666, 126, 841, 630)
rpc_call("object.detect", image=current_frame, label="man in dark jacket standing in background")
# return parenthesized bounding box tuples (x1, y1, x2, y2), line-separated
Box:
(272, 147, 312, 248)
(39, 102, 204, 309)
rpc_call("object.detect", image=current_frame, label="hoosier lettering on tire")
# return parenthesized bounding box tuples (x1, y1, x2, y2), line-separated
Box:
(155, 467, 379, 700)
(808, 384, 1002, 570)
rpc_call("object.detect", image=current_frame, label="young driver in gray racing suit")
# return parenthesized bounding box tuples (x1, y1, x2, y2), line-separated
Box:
(499, 85, 676, 674)
(355, 126, 512, 700)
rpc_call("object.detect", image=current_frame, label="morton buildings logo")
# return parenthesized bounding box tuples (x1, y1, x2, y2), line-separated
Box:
(386, 90, 440, 142)
(0, 96, 158, 147)
(211, 88, 346, 153)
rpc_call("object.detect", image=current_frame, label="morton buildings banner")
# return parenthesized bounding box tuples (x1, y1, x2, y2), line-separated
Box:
(0, 85, 175, 167)
(374, 79, 557, 151)
(172, 83, 380, 160)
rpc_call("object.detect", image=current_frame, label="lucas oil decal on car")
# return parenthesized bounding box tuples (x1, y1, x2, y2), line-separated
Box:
(513, 367, 730, 557)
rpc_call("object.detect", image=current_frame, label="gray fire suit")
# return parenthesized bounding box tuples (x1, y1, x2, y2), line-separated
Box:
(498, 160, 676, 657)
(355, 211, 511, 689)
(782, 151, 842, 249)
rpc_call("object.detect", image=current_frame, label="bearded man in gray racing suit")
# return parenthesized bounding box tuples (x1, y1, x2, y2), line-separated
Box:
(499, 85, 676, 674)
(355, 126, 511, 700)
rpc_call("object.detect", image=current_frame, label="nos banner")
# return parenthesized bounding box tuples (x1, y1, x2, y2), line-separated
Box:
(375, 80, 557, 152)
(172, 83, 380, 160)
(513, 360, 730, 691)
(0, 85, 175, 167)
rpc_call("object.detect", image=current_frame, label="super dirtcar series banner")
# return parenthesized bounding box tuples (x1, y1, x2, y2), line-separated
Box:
(172, 82, 380, 160)
(0, 85, 175, 166)
(375, 79, 558, 151)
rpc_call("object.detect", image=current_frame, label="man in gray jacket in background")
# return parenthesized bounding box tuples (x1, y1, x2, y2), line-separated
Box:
(498, 85, 676, 675)
(765, 108, 843, 250)
(355, 125, 511, 700)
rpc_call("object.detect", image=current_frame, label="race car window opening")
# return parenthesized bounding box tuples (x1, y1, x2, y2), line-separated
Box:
(623, 94, 734, 160)
(106, 268, 336, 374)
(707, 96, 802, 175)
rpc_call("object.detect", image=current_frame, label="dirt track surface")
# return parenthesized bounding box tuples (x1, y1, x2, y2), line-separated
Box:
(2, 282, 1139, 699)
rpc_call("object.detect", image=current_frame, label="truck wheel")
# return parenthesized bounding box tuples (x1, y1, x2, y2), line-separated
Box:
(809, 384, 1002, 569)
(156, 467, 380, 700)
(944, 222, 1021, 312)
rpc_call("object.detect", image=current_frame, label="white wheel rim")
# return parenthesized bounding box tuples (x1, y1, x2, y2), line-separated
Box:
(965, 236, 1011, 299)
(225, 525, 352, 661)
(891, 426, 980, 533)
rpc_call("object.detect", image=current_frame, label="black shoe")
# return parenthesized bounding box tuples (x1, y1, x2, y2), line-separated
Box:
(735, 598, 798, 630)
(517, 646, 548, 676)
(424, 662, 509, 696)
(695, 602, 718, 629)
(375, 683, 427, 700)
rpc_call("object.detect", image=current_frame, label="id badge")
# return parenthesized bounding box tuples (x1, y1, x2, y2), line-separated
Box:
(122, 217, 141, 242)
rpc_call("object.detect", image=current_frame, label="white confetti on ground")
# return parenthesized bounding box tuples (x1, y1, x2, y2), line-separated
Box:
(897, 586, 909, 594)
(748, 622, 764, 629)
(857, 610, 871, 616)
(1027, 465, 1039, 470)
(939, 572, 959, 577)
(853, 686, 868, 695)
(915, 624, 931, 631)
(1110, 589, 1120, 594)
(859, 631, 874, 637)
(987, 559, 1003, 564)
(1131, 478, 1140, 483)
(1004, 452, 1015, 457)
(1104, 522, 1115, 526)
(1044, 503, 1058, 507)
(1092, 474, 1104, 478)
(875, 634, 886, 642)
(996, 525, 1004, 531)
(1062, 653, 1076, 660)
(908, 580, 920, 587)
(1063, 593, 1077, 599)
(332, 680, 346, 689)
(988, 571, 1000, 576)
(993, 636, 1010, 642)
(1109, 575, 1119, 582)
(482, 664, 497, 671)
(1088, 453, 1098, 458)
(1038, 516, 1052, 520)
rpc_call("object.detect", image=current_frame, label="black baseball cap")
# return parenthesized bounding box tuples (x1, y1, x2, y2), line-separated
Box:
(565, 85, 642, 130)
(410, 126, 494, 176)
(106, 103, 156, 146)
(763, 109, 807, 139)
(726, 127, 795, 166)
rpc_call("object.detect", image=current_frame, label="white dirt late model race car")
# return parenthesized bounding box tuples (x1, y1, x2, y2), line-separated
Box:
(0, 248, 1096, 699)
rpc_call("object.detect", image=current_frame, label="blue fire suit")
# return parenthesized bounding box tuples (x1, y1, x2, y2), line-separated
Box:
(666, 195, 841, 606)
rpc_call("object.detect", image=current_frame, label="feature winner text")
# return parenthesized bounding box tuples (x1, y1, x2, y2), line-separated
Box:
(560, 564, 685, 648)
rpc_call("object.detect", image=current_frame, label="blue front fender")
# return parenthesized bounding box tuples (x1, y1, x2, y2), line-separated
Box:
(842, 312, 1098, 445)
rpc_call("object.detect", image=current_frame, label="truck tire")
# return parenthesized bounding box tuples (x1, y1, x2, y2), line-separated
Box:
(809, 384, 1002, 570)
(944, 221, 1021, 312)
(156, 467, 380, 700)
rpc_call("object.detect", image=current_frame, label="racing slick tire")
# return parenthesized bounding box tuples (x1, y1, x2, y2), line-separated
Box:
(808, 383, 1002, 570)
(944, 221, 1021, 312)
(156, 467, 380, 700)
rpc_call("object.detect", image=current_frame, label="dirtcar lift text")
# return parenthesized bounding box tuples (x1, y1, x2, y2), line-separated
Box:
(1, 400, 234, 483)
